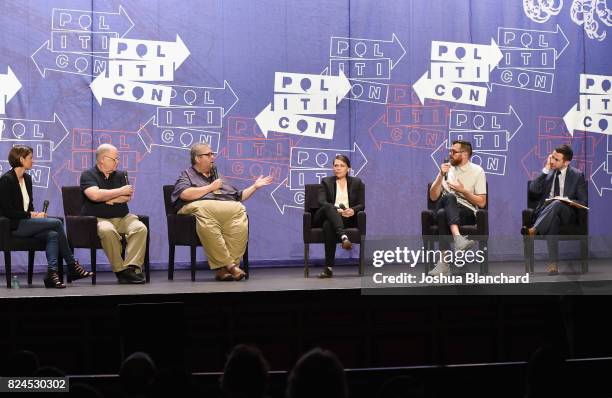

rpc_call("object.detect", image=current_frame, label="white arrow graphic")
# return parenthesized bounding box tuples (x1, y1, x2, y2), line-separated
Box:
(413, 72, 488, 107)
(31, 40, 110, 78)
(170, 80, 239, 116)
(290, 143, 368, 176)
(497, 25, 569, 59)
(330, 33, 407, 69)
(591, 161, 612, 197)
(270, 178, 303, 215)
(90, 74, 172, 106)
(431, 38, 503, 71)
(52, 6, 135, 38)
(109, 34, 190, 69)
(255, 104, 335, 140)
(563, 104, 612, 136)
(449, 105, 523, 141)
(0, 113, 70, 151)
(0, 67, 22, 114)
(274, 71, 351, 104)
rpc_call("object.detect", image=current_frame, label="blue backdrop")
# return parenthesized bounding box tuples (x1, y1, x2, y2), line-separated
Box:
(1, 0, 611, 269)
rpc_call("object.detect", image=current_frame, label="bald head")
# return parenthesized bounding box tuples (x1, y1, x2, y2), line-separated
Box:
(96, 144, 117, 162)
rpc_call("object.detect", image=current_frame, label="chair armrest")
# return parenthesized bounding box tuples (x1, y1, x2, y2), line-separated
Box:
(475, 209, 488, 235)
(421, 210, 435, 235)
(522, 209, 534, 227)
(0, 217, 11, 250)
(303, 212, 312, 242)
(136, 214, 149, 228)
(357, 211, 366, 235)
(65, 215, 98, 247)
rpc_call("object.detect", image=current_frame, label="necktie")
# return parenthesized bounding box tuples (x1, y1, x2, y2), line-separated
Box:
(553, 170, 560, 197)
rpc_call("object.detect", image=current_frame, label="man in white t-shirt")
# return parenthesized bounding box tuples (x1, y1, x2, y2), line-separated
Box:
(428, 140, 487, 276)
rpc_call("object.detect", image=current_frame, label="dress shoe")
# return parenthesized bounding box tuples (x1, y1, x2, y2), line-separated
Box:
(428, 261, 450, 276)
(454, 235, 475, 251)
(318, 266, 333, 278)
(215, 268, 234, 281)
(116, 268, 145, 284)
(128, 265, 145, 282)
(520, 226, 536, 236)
(228, 265, 246, 281)
(341, 237, 352, 250)
(546, 263, 559, 275)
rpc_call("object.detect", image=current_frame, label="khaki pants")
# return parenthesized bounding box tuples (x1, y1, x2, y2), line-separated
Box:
(96, 214, 147, 273)
(178, 200, 248, 269)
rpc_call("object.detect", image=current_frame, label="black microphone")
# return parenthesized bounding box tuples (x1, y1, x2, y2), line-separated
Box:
(124, 171, 129, 185)
(442, 158, 449, 180)
(42, 200, 49, 214)
(211, 165, 222, 194)
(338, 203, 346, 210)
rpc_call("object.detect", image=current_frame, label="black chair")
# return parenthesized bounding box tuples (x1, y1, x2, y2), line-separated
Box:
(1, 216, 64, 288)
(162, 185, 249, 281)
(61, 186, 150, 284)
(302, 183, 366, 278)
(421, 183, 489, 273)
(522, 181, 588, 273)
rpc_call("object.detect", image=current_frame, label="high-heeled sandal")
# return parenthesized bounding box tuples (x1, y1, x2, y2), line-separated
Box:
(228, 265, 246, 281)
(68, 260, 93, 281)
(44, 271, 66, 289)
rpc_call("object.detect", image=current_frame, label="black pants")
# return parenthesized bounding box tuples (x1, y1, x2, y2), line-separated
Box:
(435, 193, 475, 250)
(533, 200, 577, 262)
(313, 203, 355, 267)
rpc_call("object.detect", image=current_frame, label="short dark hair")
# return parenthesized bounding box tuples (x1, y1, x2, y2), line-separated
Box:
(287, 348, 347, 398)
(334, 155, 351, 168)
(8, 145, 33, 168)
(555, 144, 573, 162)
(452, 140, 472, 157)
(221, 344, 269, 398)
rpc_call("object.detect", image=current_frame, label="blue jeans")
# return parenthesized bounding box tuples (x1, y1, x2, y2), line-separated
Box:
(12, 218, 75, 272)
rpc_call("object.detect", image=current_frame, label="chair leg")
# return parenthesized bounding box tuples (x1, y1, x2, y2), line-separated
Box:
(168, 245, 175, 280)
(57, 254, 64, 283)
(523, 237, 531, 274)
(190, 246, 196, 282)
(581, 237, 589, 274)
(91, 249, 97, 285)
(359, 236, 365, 276)
(145, 230, 150, 283)
(4, 251, 11, 288)
(27, 251, 35, 285)
(304, 243, 309, 278)
(243, 242, 249, 280)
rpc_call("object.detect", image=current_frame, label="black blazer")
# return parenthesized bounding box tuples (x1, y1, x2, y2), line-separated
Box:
(318, 176, 365, 213)
(0, 169, 34, 230)
(529, 166, 588, 214)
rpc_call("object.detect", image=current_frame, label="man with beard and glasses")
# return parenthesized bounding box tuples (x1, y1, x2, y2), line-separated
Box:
(428, 140, 487, 276)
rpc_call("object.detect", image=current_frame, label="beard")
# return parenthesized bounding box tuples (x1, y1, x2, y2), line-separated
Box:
(450, 157, 462, 166)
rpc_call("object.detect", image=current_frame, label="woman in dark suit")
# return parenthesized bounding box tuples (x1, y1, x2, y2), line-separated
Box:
(0, 145, 92, 288)
(314, 155, 365, 278)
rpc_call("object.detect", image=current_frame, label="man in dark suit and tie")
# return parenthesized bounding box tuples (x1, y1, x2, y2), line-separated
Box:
(522, 144, 588, 275)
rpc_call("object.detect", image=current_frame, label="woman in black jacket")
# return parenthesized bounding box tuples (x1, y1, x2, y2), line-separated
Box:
(0, 145, 92, 288)
(314, 155, 365, 278)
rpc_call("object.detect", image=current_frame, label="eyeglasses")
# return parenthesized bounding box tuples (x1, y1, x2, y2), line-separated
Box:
(197, 152, 216, 158)
(104, 155, 120, 163)
(448, 149, 465, 155)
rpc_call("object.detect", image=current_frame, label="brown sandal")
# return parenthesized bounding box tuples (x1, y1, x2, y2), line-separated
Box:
(228, 265, 246, 281)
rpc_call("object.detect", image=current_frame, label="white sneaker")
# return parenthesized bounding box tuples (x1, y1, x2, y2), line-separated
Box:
(454, 235, 475, 251)
(428, 261, 450, 276)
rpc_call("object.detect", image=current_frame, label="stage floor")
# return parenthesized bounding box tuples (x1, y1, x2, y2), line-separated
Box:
(2, 258, 612, 298)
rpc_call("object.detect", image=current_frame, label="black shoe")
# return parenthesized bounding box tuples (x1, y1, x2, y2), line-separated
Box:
(68, 259, 93, 281)
(44, 271, 66, 289)
(128, 265, 145, 282)
(116, 268, 145, 284)
(318, 267, 333, 279)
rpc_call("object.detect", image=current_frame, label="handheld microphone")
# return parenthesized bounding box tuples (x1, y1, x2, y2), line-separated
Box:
(42, 200, 49, 214)
(338, 203, 346, 210)
(442, 158, 449, 180)
(124, 171, 129, 186)
(211, 165, 222, 194)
